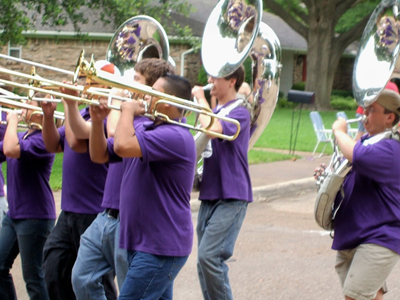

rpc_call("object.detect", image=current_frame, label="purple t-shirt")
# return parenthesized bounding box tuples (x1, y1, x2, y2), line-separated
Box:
(199, 100, 252, 202)
(118, 122, 196, 256)
(58, 107, 108, 214)
(332, 135, 400, 254)
(102, 116, 149, 210)
(0, 130, 55, 219)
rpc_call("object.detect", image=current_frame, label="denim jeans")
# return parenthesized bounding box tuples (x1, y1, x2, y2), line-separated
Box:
(72, 211, 128, 300)
(0, 196, 8, 228)
(197, 199, 248, 300)
(0, 215, 54, 300)
(43, 210, 117, 300)
(118, 251, 188, 300)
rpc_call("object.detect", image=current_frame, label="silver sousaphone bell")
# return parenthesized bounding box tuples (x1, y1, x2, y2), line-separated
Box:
(106, 15, 170, 79)
(353, 0, 400, 107)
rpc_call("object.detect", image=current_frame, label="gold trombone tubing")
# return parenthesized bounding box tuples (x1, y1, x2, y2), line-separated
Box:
(90, 70, 242, 140)
(0, 97, 65, 120)
(0, 54, 74, 76)
(0, 107, 30, 128)
(0, 59, 241, 140)
(0, 72, 131, 105)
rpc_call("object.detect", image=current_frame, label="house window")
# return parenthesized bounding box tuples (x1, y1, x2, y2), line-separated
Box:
(8, 43, 21, 58)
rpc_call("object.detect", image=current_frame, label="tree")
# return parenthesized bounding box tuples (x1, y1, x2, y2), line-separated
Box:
(0, 0, 193, 46)
(263, 0, 380, 109)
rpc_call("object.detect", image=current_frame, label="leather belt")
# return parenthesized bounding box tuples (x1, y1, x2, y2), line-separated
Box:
(105, 208, 119, 219)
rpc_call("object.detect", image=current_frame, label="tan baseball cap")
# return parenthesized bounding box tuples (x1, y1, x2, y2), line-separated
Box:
(375, 89, 400, 117)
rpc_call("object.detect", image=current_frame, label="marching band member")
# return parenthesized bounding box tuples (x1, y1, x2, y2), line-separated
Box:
(330, 88, 400, 300)
(114, 73, 196, 299)
(71, 58, 175, 299)
(41, 90, 115, 299)
(0, 95, 55, 300)
(0, 73, 13, 227)
(192, 65, 252, 300)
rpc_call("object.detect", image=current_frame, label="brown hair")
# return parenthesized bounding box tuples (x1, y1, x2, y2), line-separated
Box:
(134, 58, 176, 86)
(225, 65, 245, 92)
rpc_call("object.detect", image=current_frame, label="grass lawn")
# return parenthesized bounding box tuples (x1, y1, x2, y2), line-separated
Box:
(1, 107, 352, 190)
(253, 108, 357, 154)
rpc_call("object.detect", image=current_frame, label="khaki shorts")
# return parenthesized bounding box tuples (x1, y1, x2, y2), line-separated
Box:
(335, 243, 400, 300)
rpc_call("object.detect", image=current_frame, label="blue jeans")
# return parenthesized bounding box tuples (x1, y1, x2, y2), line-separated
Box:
(0, 215, 54, 300)
(118, 251, 188, 300)
(197, 199, 248, 300)
(72, 211, 128, 300)
(43, 210, 117, 300)
(0, 196, 8, 228)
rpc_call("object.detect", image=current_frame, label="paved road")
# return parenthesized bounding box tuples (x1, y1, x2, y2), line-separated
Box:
(12, 189, 400, 299)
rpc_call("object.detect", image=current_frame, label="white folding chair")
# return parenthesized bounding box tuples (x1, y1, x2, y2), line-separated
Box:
(310, 111, 334, 157)
(336, 111, 358, 138)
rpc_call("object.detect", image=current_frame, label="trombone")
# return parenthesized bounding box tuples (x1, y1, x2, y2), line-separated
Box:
(0, 97, 65, 130)
(0, 54, 241, 141)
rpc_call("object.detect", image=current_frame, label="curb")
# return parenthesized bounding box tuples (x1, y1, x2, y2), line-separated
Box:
(189, 177, 316, 212)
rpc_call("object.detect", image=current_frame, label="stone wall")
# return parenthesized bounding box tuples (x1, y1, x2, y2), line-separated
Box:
(0, 38, 202, 88)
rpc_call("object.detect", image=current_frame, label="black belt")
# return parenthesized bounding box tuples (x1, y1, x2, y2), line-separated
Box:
(105, 208, 119, 219)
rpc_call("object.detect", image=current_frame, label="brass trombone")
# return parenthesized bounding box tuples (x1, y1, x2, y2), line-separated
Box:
(0, 55, 241, 140)
(0, 97, 65, 129)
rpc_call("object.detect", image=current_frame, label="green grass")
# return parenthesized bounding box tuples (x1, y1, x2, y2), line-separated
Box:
(253, 108, 357, 155)
(248, 149, 299, 164)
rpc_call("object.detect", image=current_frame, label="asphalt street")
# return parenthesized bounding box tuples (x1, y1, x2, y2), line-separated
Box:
(11, 188, 400, 300)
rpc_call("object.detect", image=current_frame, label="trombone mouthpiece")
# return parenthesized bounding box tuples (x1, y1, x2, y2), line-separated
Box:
(202, 84, 213, 91)
(346, 115, 366, 124)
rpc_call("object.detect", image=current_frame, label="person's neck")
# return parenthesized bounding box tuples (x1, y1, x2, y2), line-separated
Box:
(28, 128, 36, 135)
(217, 90, 238, 106)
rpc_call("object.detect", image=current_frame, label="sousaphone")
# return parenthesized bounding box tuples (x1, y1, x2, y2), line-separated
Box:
(106, 15, 170, 78)
(194, 0, 282, 189)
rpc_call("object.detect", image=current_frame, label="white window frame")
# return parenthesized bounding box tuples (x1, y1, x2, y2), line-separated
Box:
(8, 42, 22, 58)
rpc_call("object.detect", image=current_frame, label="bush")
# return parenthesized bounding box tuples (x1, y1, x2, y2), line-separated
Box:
(332, 89, 353, 98)
(276, 97, 294, 109)
(291, 81, 305, 91)
(330, 96, 358, 110)
(197, 65, 208, 85)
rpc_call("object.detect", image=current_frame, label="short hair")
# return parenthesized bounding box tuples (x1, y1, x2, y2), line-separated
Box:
(134, 58, 176, 87)
(0, 73, 13, 93)
(383, 107, 400, 126)
(224, 65, 245, 92)
(160, 73, 192, 101)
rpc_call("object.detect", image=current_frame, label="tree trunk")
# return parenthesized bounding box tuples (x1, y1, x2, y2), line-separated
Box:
(306, 35, 343, 110)
(305, 2, 342, 110)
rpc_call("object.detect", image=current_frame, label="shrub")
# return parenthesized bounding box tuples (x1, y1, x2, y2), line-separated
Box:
(291, 81, 305, 91)
(332, 89, 353, 98)
(197, 65, 208, 85)
(330, 96, 358, 110)
(276, 97, 294, 109)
